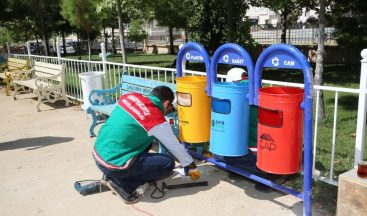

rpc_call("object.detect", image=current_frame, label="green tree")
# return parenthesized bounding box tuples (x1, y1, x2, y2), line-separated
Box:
(1, 0, 50, 54)
(97, 5, 118, 53)
(329, 0, 367, 49)
(152, 0, 188, 54)
(187, 0, 253, 53)
(55, 20, 73, 55)
(0, 27, 12, 47)
(27, 0, 64, 56)
(61, 0, 100, 60)
(128, 20, 148, 50)
(98, 0, 151, 63)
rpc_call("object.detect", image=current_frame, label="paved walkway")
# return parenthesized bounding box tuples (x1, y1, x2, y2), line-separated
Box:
(0, 87, 326, 216)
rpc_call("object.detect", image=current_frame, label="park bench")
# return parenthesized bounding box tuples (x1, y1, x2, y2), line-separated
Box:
(87, 74, 176, 137)
(0, 58, 29, 96)
(11, 61, 70, 112)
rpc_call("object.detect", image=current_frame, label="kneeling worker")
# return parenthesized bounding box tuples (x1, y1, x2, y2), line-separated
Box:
(93, 86, 199, 203)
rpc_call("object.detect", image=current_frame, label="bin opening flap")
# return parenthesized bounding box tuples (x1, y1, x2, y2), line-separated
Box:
(258, 107, 283, 128)
(212, 98, 231, 114)
(177, 92, 192, 107)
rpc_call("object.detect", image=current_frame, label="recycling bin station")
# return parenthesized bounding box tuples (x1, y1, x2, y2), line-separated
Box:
(176, 42, 211, 143)
(208, 43, 254, 156)
(186, 43, 314, 216)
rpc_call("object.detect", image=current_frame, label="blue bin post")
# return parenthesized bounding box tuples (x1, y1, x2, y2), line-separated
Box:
(209, 43, 255, 156)
(253, 44, 314, 216)
(176, 42, 211, 94)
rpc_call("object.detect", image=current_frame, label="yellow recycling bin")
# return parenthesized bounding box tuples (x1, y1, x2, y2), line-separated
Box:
(176, 76, 211, 143)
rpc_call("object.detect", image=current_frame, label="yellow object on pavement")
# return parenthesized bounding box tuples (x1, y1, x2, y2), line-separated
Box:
(187, 168, 201, 180)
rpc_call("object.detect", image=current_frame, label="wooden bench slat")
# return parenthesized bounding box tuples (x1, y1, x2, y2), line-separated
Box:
(35, 61, 63, 71)
(35, 65, 62, 74)
(35, 71, 62, 82)
(8, 58, 28, 64)
(8, 62, 27, 67)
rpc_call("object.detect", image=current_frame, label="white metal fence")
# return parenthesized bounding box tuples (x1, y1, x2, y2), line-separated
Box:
(8, 43, 367, 187)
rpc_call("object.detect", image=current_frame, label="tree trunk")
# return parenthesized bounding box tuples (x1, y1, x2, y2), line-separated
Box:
(116, 0, 127, 64)
(53, 39, 57, 55)
(168, 26, 175, 55)
(111, 27, 116, 54)
(226, 0, 234, 42)
(43, 33, 49, 56)
(35, 35, 40, 55)
(76, 33, 81, 54)
(314, 0, 326, 121)
(61, 30, 67, 55)
(184, 28, 188, 43)
(103, 26, 108, 52)
(280, 9, 288, 44)
(87, 32, 91, 61)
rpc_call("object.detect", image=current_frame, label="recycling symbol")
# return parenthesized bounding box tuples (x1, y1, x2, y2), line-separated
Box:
(271, 57, 279, 67)
(223, 55, 229, 63)
(185, 53, 191, 60)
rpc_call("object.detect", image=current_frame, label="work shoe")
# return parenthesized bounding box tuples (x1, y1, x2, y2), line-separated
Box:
(135, 182, 150, 195)
(104, 179, 139, 204)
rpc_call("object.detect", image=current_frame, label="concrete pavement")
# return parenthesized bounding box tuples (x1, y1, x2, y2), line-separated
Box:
(0, 87, 326, 216)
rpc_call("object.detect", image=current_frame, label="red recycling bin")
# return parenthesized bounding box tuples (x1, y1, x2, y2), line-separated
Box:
(256, 86, 304, 174)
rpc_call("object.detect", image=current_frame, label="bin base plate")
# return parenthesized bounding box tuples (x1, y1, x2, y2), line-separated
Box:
(213, 153, 287, 182)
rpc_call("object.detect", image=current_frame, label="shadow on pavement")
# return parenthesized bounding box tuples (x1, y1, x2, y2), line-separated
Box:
(0, 136, 74, 151)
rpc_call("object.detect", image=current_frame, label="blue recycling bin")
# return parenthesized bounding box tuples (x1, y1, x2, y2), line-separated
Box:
(208, 43, 254, 156)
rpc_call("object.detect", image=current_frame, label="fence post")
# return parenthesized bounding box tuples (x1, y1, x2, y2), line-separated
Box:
(56, 39, 61, 64)
(179, 44, 186, 76)
(101, 42, 108, 88)
(6, 42, 11, 57)
(26, 41, 32, 67)
(354, 48, 367, 167)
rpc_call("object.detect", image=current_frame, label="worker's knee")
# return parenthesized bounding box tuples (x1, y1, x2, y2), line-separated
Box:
(163, 154, 175, 172)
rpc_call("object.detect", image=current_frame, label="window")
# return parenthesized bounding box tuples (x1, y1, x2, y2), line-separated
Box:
(177, 92, 192, 107)
(258, 107, 283, 128)
(212, 98, 231, 114)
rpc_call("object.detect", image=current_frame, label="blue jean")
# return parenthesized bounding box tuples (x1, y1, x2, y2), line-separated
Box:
(96, 149, 175, 194)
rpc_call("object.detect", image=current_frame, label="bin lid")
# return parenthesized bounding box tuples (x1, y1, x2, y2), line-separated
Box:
(176, 76, 206, 83)
(79, 71, 104, 79)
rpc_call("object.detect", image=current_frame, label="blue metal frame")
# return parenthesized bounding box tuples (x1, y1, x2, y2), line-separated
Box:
(176, 42, 211, 95)
(253, 44, 313, 216)
(210, 43, 255, 103)
(183, 43, 313, 216)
